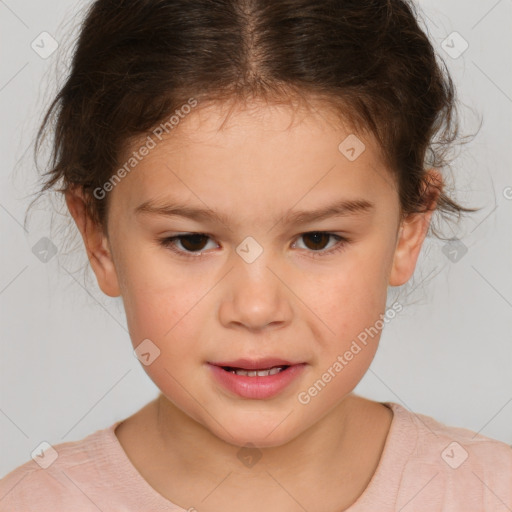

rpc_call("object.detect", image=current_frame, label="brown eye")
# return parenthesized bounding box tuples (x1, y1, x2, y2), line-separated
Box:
(301, 232, 332, 251)
(177, 234, 210, 252)
(159, 233, 215, 256)
(294, 232, 349, 258)
(159, 231, 349, 261)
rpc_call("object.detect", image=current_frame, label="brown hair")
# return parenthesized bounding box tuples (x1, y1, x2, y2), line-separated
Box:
(29, 0, 479, 237)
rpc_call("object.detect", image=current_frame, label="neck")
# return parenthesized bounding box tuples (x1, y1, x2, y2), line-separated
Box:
(115, 393, 393, 511)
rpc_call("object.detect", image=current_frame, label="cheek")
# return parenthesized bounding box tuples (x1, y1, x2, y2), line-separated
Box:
(304, 240, 394, 398)
(317, 247, 392, 333)
(116, 247, 203, 347)
(299, 264, 387, 407)
(120, 269, 207, 401)
(123, 280, 199, 346)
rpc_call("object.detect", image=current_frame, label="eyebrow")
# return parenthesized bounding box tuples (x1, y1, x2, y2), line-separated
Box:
(134, 197, 375, 226)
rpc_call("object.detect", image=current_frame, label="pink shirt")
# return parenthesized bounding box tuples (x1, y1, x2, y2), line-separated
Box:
(1, 402, 511, 511)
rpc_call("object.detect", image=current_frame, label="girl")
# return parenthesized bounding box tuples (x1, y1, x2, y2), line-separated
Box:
(1, 0, 511, 510)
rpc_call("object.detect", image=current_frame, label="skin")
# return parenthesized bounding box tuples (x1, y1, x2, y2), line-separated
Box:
(66, 97, 441, 511)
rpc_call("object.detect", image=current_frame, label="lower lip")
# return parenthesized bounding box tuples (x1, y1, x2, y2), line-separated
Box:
(208, 363, 307, 399)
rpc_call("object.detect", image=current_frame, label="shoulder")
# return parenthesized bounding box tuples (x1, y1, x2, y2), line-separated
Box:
(387, 403, 512, 509)
(0, 422, 121, 511)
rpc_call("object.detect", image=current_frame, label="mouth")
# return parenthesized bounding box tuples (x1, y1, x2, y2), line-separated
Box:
(209, 357, 299, 371)
(220, 365, 289, 377)
(207, 359, 307, 399)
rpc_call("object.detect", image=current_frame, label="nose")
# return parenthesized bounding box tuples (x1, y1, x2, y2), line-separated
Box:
(217, 251, 293, 332)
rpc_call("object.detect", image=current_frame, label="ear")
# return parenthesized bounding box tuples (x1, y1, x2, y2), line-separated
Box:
(65, 186, 121, 297)
(389, 169, 442, 287)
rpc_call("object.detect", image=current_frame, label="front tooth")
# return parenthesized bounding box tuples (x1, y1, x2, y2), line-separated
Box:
(232, 366, 284, 377)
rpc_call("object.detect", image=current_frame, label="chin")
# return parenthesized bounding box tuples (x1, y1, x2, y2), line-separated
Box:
(210, 415, 302, 450)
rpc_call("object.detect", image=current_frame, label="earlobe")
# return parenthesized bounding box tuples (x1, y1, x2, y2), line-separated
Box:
(388, 169, 442, 287)
(65, 187, 121, 297)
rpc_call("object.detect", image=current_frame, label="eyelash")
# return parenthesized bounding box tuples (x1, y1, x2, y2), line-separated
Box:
(157, 232, 350, 260)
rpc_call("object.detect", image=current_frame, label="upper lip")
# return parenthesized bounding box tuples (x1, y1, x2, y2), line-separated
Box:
(209, 358, 302, 370)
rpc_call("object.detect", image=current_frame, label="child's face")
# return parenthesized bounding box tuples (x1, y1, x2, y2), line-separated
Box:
(71, 99, 433, 447)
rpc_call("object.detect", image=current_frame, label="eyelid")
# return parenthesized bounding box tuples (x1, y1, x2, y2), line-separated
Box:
(158, 231, 351, 260)
(159, 232, 217, 258)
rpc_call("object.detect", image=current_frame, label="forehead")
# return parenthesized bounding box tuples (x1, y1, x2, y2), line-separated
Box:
(149, 96, 375, 153)
(110, 99, 396, 220)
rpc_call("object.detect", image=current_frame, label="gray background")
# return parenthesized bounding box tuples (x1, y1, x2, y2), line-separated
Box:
(1, 0, 511, 479)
